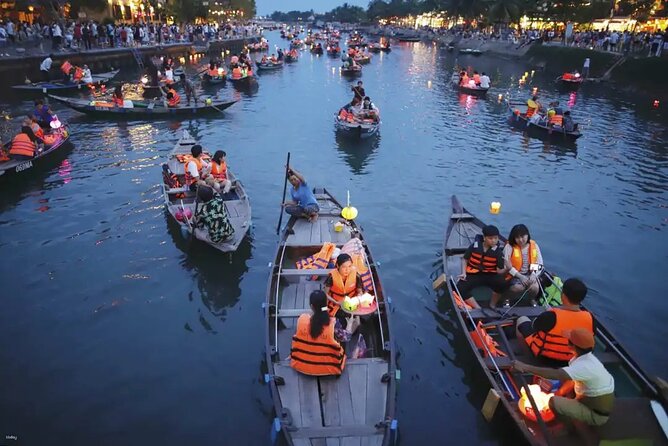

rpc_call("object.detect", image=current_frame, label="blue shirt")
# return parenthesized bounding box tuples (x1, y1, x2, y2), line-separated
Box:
(291, 182, 317, 207)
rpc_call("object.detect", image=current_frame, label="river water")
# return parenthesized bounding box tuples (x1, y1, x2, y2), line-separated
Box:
(1, 32, 667, 445)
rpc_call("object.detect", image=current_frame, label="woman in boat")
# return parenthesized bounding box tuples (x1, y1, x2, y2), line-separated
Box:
(81, 65, 93, 84)
(324, 253, 364, 318)
(194, 185, 235, 243)
(290, 290, 346, 377)
(112, 85, 124, 107)
(205, 150, 231, 194)
(360, 97, 379, 122)
(283, 167, 319, 223)
(513, 328, 615, 427)
(33, 99, 54, 127)
(9, 119, 40, 161)
(503, 224, 543, 305)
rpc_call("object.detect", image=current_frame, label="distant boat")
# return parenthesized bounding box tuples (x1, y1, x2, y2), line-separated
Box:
(0, 124, 72, 179)
(11, 69, 119, 92)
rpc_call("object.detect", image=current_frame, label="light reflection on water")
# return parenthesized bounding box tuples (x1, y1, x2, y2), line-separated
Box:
(0, 31, 666, 445)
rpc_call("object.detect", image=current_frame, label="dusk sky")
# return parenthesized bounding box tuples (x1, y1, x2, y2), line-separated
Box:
(256, 0, 369, 16)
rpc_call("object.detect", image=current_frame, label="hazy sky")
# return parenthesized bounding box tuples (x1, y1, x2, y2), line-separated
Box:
(256, 0, 369, 16)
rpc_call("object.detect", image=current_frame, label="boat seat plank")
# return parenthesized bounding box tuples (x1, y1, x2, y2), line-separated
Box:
(292, 440, 311, 446)
(320, 376, 342, 427)
(365, 361, 388, 425)
(451, 213, 474, 219)
(360, 436, 384, 446)
(291, 426, 381, 439)
(340, 438, 362, 446)
(310, 218, 322, 244)
(280, 283, 301, 329)
(166, 186, 189, 195)
(281, 269, 333, 277)
(286, 219, 314, 246)
(325, 438, 340, 446)
(311, 439, 327, 446)
(466, 306, 545, 319)
(298, 372, 322, 428)
(274, 364, 304, 428)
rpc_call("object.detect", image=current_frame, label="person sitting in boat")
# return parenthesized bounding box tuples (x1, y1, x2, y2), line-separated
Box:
(360, 97, 379, 122)
(28, 115, 45, 142)
(479, 72, 491, 89)
(456, 225, 508, 309)
(207, 62, 219, 78)
(205, 150, 232, 194)
(33, 99, 54, 127)
(163, 66, 175, 86)
(503, 224, 543, 305)
(473, 71, 481, 85)
(81, 65, 93, 84)
(516, 278, 594, 366)
(529, 111, 547, 126)
(563, 111, 576, 132)
(526, 95, 542, 117)
(184, 144, 210, 192)
(547, 109, 564, 128)
(277, 48, 284, 61)
(282, 167, 319, 223)
(260, 55, 268, 64)
(513, 328, 615, 427)
(9, 121, 40, 161)
(269, 54, 278, 63)
(194, 185, 235, 243)
(290, 290, 347, 377)
(112, 85, 124, 108)
(324, 253, 364, 318)
(164, 87, 181, 108)
(231, 66, 243, 79)
(230, 54, 239, 68)
(459, 71, 469, 86)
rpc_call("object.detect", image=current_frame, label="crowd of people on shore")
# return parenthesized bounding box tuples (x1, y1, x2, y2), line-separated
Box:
(0, 19, 262, 54)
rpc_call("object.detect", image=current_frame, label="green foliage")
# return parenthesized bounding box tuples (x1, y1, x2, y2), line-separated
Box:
(168, 0, 207, 21)
(322, 3, 367, 22)
(270, 10, 314, 21)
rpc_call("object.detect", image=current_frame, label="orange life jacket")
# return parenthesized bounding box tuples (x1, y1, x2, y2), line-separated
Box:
(211, 160, 227, 181)
(73, 67, 84, 81)
(328, 269, 358, 316)
(113, 96, 124, 107)
(506, 240, 538, 280)
(352, 254, 372, 292)
(549, 114, 563, 126)
(563, 73, 573, 80)
(461, 75, 469, 85)
(184, 157, 203, 186)
(232, 67, 242, 79)
(61, 61, 73, 75)
(471, 321, 507, 358)
(208, 68, 218, 76)
(525, 308, 594, 362)
(9, 133, 36, 157)
(465, 241, 500, 274)
(30, 123, 44, 140)
(296, 243, 335, 270)
(167, 89, 180, 107)
(290, 314, 346, 376)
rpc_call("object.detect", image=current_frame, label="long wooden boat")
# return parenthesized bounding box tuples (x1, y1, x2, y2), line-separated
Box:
(440, 195, 668, 446)
(0, 125, 71, 179)
(161, 130, 251, 253)
(396, 36, 420, 42)
(48, 94, 236, 118)
(454, 82, 489, 97)
(201, 70, 227, 84)
(284, 53, 299, 63)
(11, 69, 120, 92)
(507, 104, 582, 144)
(227, 73, 258, 89)
(310, 45, 324, 55)
(341, 66, 362, 77)
(459, 48, 483, 56)
(256, 61, 284, 71)
(265, 188, 398, 446)
(556, 74, 584, 90)
(335, 104, 380, 139)
(354, 54, 371, 65)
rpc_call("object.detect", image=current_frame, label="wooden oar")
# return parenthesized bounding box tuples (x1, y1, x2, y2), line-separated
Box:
(275, 152, 291, 235)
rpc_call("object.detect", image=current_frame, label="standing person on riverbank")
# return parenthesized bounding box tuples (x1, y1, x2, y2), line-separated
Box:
(582, 58, 590, 78)
(51, 22, 62, 50)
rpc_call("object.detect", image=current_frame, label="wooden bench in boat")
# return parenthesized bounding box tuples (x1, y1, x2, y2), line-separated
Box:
(465, 306, 545, 319)
(272, 358, 388, 446)
(280, 269, 334, 276)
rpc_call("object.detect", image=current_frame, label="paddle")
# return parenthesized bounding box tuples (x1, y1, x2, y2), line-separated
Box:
(275, 152, 291, 235)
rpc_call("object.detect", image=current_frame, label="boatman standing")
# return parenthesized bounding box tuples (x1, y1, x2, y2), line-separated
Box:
(40, 54, 53, 82)
(583, 58, 590, 78)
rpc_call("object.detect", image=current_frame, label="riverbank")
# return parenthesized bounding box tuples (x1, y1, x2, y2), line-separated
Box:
(0, 37, 260, 87)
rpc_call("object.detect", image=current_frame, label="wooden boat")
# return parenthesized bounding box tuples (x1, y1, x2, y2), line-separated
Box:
(459, 48, 483, 55)
(227, 73, 258, 89)
(265, 188, 398, 446)
(327, 46, 341, 56)
(310, 44, 324, 55)
(256, 61, 284, 71)
(11, 69, 120, 93)
(335, 104, 380, 139)
(556, 74, 584, 90)
(285, 53, 299, 63)
(507, 104, 582, 143)
(0, 125, 71, 179)
(48, 94, 236, 118)
(341, 65, 362, 77)
(439, 195, 668, 446)
(451, 73, 489, 97)
(368, 43, 381, 53)
(354, 54, 372, 65)
(161, 130, 251, 253)
(201, 70, 227, 84)
(397, 35, 420, 42)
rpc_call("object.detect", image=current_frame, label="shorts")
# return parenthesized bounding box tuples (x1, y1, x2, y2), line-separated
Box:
(551, 396, 610, 426)
(285, 203, 319, 217)
(456, 273, 508, 299)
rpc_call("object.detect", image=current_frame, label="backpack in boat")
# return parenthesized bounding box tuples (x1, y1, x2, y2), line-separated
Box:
(539, 273, 563, 307)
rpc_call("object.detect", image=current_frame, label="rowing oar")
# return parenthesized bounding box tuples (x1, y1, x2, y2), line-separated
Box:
(276, 152, 291, 234)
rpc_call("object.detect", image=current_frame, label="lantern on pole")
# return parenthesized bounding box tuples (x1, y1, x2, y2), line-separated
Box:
(341, 191, 358, 221)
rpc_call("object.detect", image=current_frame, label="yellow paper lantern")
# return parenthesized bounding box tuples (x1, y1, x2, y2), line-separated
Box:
(341, 206, 358, 221)
(490, 202, 501, 214)
(206, 98, 212, 105)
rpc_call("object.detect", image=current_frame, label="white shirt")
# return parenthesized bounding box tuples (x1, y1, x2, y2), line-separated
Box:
(52, 24, 62, 37)
(40, 57, 52, 71)
(583, 58, 590, 68)
(165, 69, 174, 81)
(563, 353, 615, 398)
(479, 75, 490, 88)
(82, 68, 92, 83)
(186, 159, 209, 179)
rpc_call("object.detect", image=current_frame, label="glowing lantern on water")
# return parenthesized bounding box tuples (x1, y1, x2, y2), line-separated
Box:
(518, 385, 555, 422)
(489, 201, 501, 214)
(217, 67, 224, 75)
(653, 100, 660, 108)
(498, 93, 503, 102)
